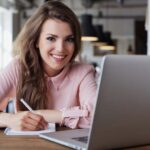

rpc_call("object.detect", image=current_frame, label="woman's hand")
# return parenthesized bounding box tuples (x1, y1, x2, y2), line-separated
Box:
(6, 111, 48, 131)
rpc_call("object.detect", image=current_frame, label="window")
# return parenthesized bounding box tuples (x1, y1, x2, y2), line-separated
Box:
(0, 7, 13, 70)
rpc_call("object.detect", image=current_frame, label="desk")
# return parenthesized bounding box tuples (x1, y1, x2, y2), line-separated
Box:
(0, 128, 72, 150)
(0, 128, 150, 150)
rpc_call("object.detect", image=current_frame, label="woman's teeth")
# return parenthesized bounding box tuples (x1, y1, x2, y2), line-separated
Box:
(52, 54, 65, 59)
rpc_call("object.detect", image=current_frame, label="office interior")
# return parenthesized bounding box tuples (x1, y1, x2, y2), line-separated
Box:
(0, 1, 149, 149)
(0, 0, 148, 71)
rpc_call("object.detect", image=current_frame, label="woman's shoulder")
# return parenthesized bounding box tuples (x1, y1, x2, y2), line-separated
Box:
(8, 56, 19, 66)
(1, 56, 20, 75)
(0, 56, 20, 86)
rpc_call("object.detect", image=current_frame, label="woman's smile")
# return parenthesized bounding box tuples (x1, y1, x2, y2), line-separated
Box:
(50, 54, 67, 63)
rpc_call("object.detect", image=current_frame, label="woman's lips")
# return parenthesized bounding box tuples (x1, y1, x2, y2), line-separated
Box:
(51, 54, 66, 62)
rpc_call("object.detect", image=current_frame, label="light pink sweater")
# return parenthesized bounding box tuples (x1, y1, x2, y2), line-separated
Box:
(0, 57, 97, 129)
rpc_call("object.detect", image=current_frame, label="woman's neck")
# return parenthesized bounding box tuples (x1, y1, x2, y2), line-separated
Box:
(43, 64, 63, 77)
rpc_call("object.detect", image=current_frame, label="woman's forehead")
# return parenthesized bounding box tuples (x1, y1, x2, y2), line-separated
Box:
(40, 19, 73, 36)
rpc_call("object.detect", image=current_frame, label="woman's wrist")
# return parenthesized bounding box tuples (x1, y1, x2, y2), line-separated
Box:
(0, 112, 14, 127)
(34, 109, 63, 124)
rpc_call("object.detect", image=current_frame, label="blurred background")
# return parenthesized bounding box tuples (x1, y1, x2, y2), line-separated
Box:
(0, 0, 148, 69)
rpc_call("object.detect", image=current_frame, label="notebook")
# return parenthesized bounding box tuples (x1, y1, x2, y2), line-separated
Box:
(4, 123, 55, 136)
(39, 55, 150, 149)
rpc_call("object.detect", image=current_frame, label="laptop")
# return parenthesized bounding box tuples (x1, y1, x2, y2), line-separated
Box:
(39, 55, 150, 150)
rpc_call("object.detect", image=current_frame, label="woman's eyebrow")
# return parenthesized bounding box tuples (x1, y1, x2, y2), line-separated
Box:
(66, 35, 74, 38)
(45, 34, 74, 38)
(45, 33, 58, 37)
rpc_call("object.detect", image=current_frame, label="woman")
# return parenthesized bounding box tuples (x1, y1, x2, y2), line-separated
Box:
(0, 0, 97, 131)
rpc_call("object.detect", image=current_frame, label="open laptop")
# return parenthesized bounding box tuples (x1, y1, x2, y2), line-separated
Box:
(39, 55, 150, 150)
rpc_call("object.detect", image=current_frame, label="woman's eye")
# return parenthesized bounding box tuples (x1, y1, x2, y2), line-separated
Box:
(46, 37, 55, 42)
(66, 37, 74, 43)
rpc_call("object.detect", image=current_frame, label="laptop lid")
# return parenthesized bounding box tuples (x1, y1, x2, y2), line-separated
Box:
(87, 55, 150, 149)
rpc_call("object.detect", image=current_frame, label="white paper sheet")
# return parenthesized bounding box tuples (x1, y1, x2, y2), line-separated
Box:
(4, 123, 56, 136)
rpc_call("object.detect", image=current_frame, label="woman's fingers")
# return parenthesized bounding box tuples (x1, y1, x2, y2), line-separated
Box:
(21, 116, 43, 131)
(29, 112, 48, 129)
(21, 112, 48, 131)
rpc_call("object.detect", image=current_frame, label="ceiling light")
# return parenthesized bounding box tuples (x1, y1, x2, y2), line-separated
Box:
(81, 14, 98, 42)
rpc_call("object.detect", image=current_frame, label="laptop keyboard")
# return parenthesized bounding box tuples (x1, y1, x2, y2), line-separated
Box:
(72, 136, 88, 144)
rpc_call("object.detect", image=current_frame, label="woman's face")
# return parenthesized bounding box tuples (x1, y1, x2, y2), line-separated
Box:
(37, 19, 75, 76)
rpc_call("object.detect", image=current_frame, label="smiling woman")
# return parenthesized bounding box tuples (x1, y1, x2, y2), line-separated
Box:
(0, 0, 97, 131)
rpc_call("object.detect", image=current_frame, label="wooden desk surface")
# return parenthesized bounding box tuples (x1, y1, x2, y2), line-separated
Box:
(0, 128, 72, 150)
(0, 128, 150, 150)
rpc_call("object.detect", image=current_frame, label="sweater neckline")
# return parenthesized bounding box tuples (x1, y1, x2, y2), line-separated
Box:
(45, 64, 71, 90)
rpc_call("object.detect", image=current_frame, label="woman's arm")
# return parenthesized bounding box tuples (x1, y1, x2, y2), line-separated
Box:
(61, 65, 97, 129)
(34, 109, 63, 124)
(0, 58, 19, 110)
(77, 67, 97, 128)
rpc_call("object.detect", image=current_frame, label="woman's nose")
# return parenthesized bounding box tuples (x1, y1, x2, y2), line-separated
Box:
(56, 41, 65, 52)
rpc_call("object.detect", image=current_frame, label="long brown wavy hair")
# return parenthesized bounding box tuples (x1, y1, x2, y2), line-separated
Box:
(15, 0, 81, 111)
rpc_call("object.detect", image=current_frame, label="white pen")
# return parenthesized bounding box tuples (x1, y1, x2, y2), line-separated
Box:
(20, 98, 33, 112)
